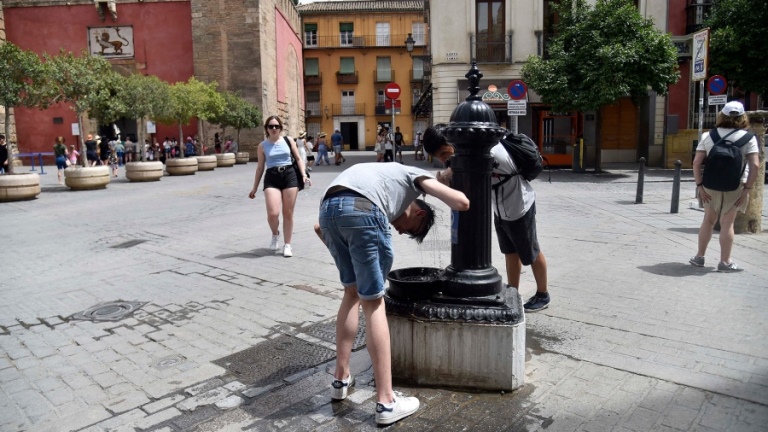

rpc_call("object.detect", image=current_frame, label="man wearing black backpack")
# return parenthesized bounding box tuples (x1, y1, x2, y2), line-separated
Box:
(423, 126, 551, 311)
(691, 101, 759, 272)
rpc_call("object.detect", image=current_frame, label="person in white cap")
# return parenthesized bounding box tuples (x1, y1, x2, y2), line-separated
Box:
(690, 101, 759, 272)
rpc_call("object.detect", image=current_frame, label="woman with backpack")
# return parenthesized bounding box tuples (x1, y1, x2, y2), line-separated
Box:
(690, 101, 759, 272)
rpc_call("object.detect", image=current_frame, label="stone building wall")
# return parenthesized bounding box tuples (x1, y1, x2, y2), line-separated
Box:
(0, 2, 20, 167)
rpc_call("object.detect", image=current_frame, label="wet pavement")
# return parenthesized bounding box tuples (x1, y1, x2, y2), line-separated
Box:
(1, 153, 767, 431)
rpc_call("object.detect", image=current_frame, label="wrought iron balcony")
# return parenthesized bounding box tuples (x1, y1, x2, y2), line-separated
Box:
(331, 103, 365, 116)
(304, 34, 415, 49)
(304, 73, 322, 86)
(336, 71, 358, 85)
(535, 31, 555, 59)
(470, 34, 513, 64)
(375, 105, 387, 115)
(686, 0, 712, 35)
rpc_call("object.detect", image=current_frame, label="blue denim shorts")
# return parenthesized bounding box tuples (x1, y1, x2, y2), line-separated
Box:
(318, 194, 393, 300)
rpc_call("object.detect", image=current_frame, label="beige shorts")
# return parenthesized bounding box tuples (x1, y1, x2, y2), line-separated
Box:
(698, 185, 749, 215)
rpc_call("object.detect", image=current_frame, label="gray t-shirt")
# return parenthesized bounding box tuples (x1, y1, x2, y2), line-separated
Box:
(324, 163, 434, 221)
(490, 142, 536, 221)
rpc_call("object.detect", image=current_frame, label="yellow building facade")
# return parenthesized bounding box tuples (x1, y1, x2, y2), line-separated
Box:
(297, 1, 428, 151)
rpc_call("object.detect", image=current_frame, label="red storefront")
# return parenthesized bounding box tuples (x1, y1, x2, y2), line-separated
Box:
(4, 1, 196, 156)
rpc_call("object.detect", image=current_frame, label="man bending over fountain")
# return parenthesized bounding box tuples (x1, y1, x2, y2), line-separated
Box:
(422, 126, 551, 312)
(316, 162, 469, 426)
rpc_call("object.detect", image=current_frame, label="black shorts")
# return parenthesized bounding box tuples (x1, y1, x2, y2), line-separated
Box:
(307, 155, 315, 161)
(263, 165, 298, 190)
(86, 151, 98, 161)
(494, 202, 540, 265)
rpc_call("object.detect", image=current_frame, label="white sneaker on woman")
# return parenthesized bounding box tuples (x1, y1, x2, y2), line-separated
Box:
(375, 393, 420, 425)
(269, 232, 280, 251)
(283, 244, 293, 258)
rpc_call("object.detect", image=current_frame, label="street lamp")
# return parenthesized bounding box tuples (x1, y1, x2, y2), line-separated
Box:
(405, 33, 415, 54)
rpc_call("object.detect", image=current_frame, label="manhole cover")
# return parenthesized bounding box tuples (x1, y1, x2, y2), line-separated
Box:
(111, 239, 148, 249)
(302, 314, 366, 351)
(71, 301, 145, 322)
(213, 334, 335, 386)
(154, 355, 187, 369)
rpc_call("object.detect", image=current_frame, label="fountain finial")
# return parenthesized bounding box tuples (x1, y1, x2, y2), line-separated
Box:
(465, 61, 483, 101)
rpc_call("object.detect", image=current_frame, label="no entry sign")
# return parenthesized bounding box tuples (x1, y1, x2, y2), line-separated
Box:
(707, 75, 727, 95)
(384, 82, 401, 100)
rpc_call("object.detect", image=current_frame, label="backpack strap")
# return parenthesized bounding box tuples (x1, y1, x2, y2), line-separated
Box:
(732, 132, 754, 148)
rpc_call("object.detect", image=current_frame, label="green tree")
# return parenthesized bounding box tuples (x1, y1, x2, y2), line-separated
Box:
(43, 49, 118, 167)
(522, 0, 679, 171)
(116, 74, 172, 162)
(156, 79, 197, 157)
(211, 92, 261, 147)
(0, 42, 47, 174)
(192, 80, 225, 155)
(705, 0, 768, 99)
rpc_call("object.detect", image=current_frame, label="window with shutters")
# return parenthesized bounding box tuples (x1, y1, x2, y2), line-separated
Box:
(339, 57, 355, 75)
(305, 58, 319, 77)
(304, 23, 318, 47)
(340, 23, 354, 47)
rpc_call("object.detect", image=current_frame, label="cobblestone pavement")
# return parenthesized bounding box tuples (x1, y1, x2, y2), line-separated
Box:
(1, 154, 767, 432)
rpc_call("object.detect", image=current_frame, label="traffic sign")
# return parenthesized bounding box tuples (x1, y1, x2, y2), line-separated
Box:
(507, 109, 526, 116)
(384, 83, 401, 100)
(384, 99, 401, 108)
(707, 75, 727, 95)
(507, 80, 528, 100)
(507, 100, 526, 107)
(708, 95, 727, 105)
(691, 29, 709, 82)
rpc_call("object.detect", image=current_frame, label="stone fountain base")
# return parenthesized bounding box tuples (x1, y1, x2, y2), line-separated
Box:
(386, 287, 525, 391)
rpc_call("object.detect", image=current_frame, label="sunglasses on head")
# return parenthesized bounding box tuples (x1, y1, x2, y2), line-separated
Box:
(267, 124, 282, 130)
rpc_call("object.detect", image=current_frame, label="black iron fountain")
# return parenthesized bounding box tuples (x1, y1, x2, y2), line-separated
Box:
(384, 62, 525, 391)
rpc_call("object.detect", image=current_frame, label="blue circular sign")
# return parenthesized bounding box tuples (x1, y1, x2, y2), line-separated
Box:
(507, 80, 527, 100)
(707, 75, 727, 95)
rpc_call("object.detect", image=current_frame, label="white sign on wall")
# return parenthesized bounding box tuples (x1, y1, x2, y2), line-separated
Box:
(691, 29, 709, 82)
(88, 26, 134, 59)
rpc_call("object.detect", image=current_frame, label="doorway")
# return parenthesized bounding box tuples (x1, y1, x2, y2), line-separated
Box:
(340, 122, 359, 150)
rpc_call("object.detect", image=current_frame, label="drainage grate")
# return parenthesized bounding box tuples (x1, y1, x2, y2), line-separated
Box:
(213, 334, 335, 386)
(111, 239, 148, 249)
(301, 313, 366, 351)
(71, 301, 145, 322)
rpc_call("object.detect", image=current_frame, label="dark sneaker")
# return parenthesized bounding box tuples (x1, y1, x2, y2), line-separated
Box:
(524, 293, 550, 312)
(717, 261, 744, 272)
(330, 375, 354, 401)
(689, 256, 705, 267)
(375, 392, 420, 425)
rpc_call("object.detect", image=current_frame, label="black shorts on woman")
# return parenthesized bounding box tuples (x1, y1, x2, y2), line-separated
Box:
(263, 165, 298, 190)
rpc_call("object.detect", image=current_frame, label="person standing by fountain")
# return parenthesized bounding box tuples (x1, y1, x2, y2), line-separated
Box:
(422, 126, 551, 312)
(317, 162, 469, 425)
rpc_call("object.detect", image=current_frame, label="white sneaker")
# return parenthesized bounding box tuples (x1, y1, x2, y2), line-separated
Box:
(330, 374, 354, 401)
(283, 244, 293, 258)
(375, 393, 420, 425)
(269, 233, 280, 251)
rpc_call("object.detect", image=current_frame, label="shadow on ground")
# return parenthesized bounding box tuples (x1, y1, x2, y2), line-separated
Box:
(637, 262, 711, 277)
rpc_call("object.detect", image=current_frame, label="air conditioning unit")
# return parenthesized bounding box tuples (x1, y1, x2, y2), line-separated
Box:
(306, 110, 313, 115)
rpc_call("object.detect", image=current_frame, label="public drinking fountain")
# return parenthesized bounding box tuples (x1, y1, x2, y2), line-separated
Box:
(385, 62, 525, 391)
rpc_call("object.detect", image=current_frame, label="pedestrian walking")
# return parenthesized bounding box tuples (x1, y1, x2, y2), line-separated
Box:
(331, 129, 345, 165)
(53, 136, 68, 185)
(423, 126, 551, 311)
(85, 134, 98, 166)
(98, 137, 110, 166)
(315, 132, 330, 166)
(690, 101, 760, 272)
(304, 135, 315, 170)
(68, 145, 79, 167)
(108, 142, 119, 177)
(394, 126, 404, 163)
(375, 128, 387, 162)
(384, 128, 394, 162)
(297, 131, 308, 168)
(248, 116, 308, 258)
(316, 162, 469, 426)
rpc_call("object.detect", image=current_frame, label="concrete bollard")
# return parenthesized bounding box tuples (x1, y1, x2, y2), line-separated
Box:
(671, 160, 682, 213)
(635, 157, 646, 204)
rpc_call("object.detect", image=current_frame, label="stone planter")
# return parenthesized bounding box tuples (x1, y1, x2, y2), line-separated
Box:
(165, 157, 198, 176)
(196, 155, 217, 171)
(0, 173, 41, 202)
(235, 152, 250, 164)
(125, 161, 164, 182)
(216, 153, 236, 167)
(64, 166, 110, 190)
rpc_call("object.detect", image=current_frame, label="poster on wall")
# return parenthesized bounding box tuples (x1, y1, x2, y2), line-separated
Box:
(88, 26, 134, 59)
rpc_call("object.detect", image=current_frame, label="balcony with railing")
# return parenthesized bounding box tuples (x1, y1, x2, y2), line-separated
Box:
(535, 31, 555, 59)
(305, 102, 322, 118)
(336, 71, 359, 85)
(470, 34, 513, 64)
(686, 0, 712, 35)
(331, 103, 365, 116)
(304, 34, 414, 49)
(304, 73, 322, 86)
(374, 70, 395, 83)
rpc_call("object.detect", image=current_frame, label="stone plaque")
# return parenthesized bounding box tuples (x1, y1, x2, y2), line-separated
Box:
(88, 26, 134, 59)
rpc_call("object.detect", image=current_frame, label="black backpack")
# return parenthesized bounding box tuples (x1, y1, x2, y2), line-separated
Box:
(492, 133, 545, 191)
(702, 129, 754, 192)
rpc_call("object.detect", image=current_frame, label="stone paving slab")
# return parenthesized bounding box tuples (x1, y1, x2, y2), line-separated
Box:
(1, 156, 767, 431)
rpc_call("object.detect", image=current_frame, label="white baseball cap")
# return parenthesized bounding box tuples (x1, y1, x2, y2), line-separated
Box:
(721, 101, 744, 117)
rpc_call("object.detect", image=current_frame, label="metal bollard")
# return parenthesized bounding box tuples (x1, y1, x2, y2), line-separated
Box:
(635, 157, 646, 204)
(670, 160, 682, 213)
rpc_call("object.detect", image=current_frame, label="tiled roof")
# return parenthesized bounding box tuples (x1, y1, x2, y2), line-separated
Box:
(297, 1, 424, 13)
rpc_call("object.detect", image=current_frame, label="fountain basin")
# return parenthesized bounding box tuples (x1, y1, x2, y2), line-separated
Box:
(387, 267, 443, 301)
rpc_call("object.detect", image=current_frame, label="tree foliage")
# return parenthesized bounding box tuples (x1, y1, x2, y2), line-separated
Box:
(705, 0, 768, 97)
(43, 49, 117, 116)
(211, 91, 261, 138)
(521, 0, 679, 112)
(0, 42, 47, 174)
